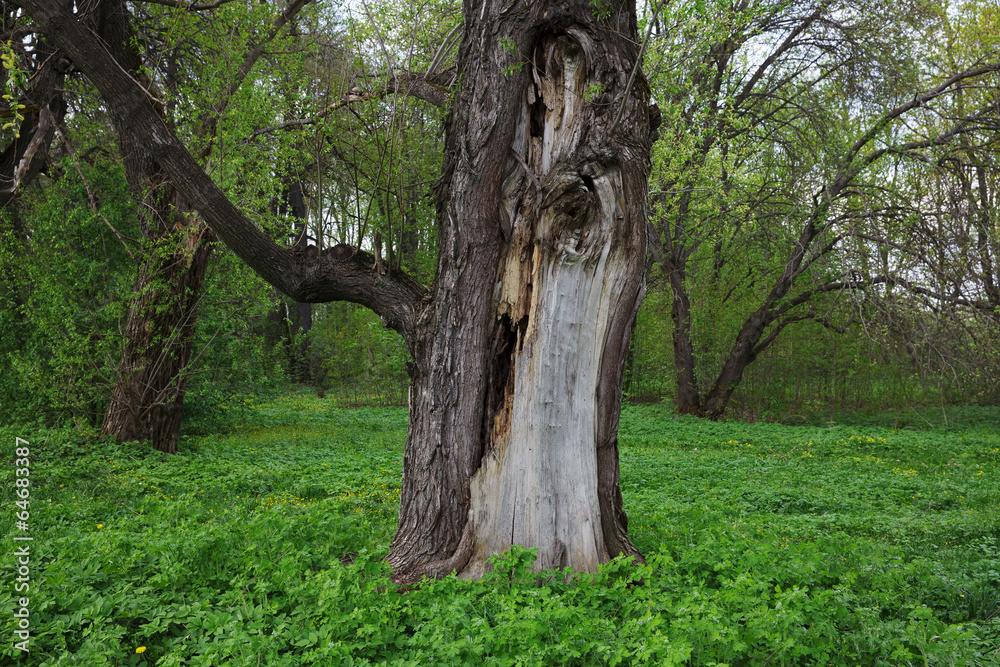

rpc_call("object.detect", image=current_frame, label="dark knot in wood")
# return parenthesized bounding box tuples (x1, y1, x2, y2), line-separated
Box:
(329, 243, 355, 260)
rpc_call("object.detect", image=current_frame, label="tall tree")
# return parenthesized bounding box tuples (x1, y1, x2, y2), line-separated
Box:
(85, 0, 314, 453)
(81, 0, 216, 454)
(25, 0, 659, 581)
(645, 0, 1000, 418)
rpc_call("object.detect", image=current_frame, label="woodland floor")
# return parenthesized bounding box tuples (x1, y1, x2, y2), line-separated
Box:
(1, 392, 999, 665)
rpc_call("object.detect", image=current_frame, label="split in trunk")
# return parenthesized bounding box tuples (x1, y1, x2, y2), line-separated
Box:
(387, 7, 656, 581)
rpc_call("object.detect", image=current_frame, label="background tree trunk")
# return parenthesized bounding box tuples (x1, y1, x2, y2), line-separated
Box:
(102, 233, 212, 453)
(666, 259, 701, 414)
(278, 179, 313, 383)
(90, 0, 214, 454)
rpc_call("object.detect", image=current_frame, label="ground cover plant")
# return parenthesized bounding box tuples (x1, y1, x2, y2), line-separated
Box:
(2, 392, 998, 665)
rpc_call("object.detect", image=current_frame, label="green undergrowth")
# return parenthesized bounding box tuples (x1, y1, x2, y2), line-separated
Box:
(1, 393, 998, 665)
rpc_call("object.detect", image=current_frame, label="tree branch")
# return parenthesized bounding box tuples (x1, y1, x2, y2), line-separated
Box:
(839, 63, 1000, 185)
(732, 6, 825, 111)
(23, 0, 426, 341)
(762, 64, 1000, 314)
(244, 70, 453, 141)
(197, 0, 315, 156)
(135, 0, 237, 11)
(775, 275, 890, 316)
(883, 276, 995, 313)
(426, 21, 461, 77)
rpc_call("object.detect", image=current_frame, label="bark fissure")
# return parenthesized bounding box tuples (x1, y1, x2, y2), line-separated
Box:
(480, 312, 520, 469)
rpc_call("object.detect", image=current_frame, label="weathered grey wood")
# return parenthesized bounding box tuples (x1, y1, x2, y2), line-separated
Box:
(461, 38, 638, 576)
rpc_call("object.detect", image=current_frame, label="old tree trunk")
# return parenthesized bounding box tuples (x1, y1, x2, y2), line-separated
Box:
(26, 0, 658, 581)
(90, 0, 214, 455)
(391, 1, 656, 580)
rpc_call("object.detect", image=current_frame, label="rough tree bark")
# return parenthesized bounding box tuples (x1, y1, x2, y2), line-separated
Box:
(387, 0, 657, 581)
(84, 0, 214, 455)
(25, 0, 658, 581)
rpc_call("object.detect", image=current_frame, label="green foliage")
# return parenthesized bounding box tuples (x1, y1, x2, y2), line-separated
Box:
(626, 273, 999, 418)
(499, 35, 518, 55)
(500, 35, 526, 76)
(583, 82, 606, 101)
(0, 157, 138, 424)
(588, 0, 612, 21)
(0, 40, 27, 139)
(181, 247, 287, 430)
(308, 302, 409, 406)
(2, 396, 998, 665)
(639, 0, 1000, 418)
(625, 280, 674, 402)
(0, 147, 288, 429)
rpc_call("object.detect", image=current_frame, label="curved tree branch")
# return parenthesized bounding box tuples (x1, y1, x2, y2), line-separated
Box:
(135, 0, 238, 11)
(244, 69, 454, 141)
(23, 0, 425, 341)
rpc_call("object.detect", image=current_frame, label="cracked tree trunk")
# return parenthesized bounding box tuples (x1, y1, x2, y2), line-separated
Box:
(387, 0, 656, 582)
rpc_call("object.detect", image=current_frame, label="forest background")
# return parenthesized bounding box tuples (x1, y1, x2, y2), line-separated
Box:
(2, 0, 998, 435)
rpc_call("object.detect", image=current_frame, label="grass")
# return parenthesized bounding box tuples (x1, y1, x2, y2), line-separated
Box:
(1, 391, 998, 665)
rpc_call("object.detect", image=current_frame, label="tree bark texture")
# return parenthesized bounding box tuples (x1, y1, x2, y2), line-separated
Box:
(86, 0, 214, 454)
(388, 0, 655, 581)
(664, 257, 700, 415)
(24, 0, 657, 580)
(101, 231, 213, 454)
